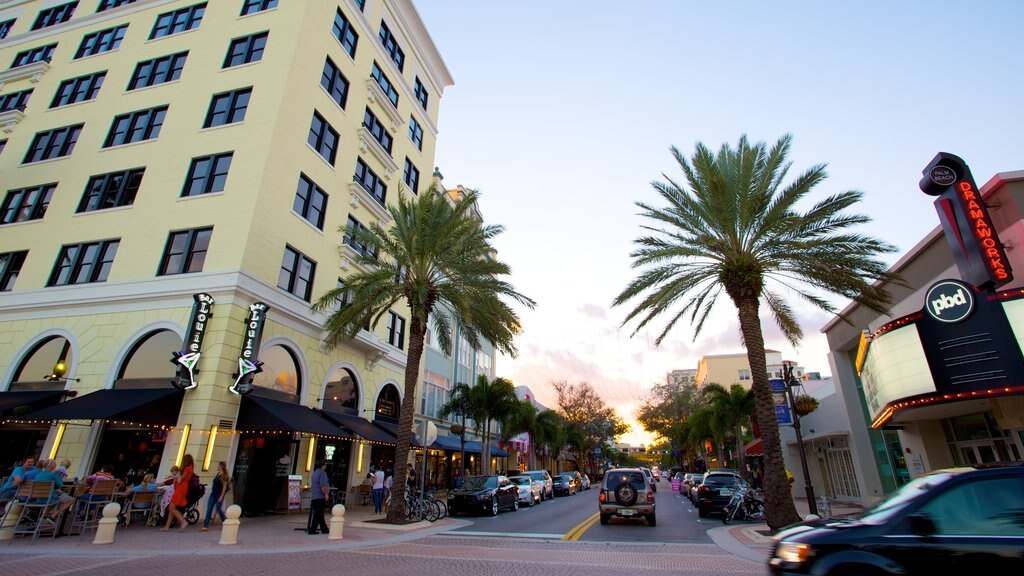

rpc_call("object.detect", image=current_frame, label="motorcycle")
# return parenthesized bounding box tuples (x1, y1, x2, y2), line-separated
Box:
(721, 485, 766, 524)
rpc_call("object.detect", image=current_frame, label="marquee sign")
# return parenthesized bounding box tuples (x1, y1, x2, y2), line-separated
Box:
(171, 293, 215, 390)
(229, 302, 269, 396)
(924, 279, 974, 323)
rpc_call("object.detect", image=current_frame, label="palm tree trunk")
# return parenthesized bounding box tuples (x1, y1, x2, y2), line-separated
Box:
(481, 418, 491, 475)
(736, 423, 748, 481)
(385, 321, 427, 523)
(735, 296, 801, 530)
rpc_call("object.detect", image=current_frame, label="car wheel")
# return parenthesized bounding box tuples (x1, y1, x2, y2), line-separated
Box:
(599, 513, 609, 526)
(647, 513, 656, 527)
(698, 505, 708, 519)
(490, 497, 499, 516)
(512, 498, 519, 511)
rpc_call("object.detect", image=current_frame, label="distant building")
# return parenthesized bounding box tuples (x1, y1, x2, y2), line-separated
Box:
(694, 351, 804, 391)
(614, 442, 646, 455)
(666, 369, 697, 387)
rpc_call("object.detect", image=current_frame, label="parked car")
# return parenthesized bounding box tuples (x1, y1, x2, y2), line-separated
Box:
(572, 470, 590, 491)
(681, 472, 702, 501)
(598, 467, 656, 526)
(553, 473, 577, 496)
(508, 475, 542, 507)
(696, 470, 746, 518)
(639, 467, 657, 492)
(447, 475, 519, 516)
(768, 464, 1024, 575)
(519, 469, 554, 501)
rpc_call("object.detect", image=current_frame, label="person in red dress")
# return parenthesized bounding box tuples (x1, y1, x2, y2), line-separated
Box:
(161, 454, 194, 531)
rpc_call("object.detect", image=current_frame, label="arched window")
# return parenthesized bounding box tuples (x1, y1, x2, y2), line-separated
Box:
(375, 384, 400, 419)
(322, 367, 359, 412)
(12, 336, 72, 384)
(117, 330, 183, 384)
(253, 344, 301, 397)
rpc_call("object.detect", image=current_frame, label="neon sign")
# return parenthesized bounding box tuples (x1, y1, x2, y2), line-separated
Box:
(171, 293, 215, 390)
(956, 180, 1010, 282)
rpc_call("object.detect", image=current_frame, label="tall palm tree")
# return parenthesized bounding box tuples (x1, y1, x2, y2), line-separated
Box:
(500, 397, 538, 469)
(613, 134, 898, 529)
(313, 188, 534, 523)
(472, 375, 520, 475)
(687, 406, 726, 468)
(439, 381, 479, 472)
(534, 410, 567, 472)
(702, 383, 756, 477)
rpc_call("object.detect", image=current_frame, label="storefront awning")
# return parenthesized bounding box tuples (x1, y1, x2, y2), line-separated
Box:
(0, 389, 67, 417)
(427, 436, 508, 456)
(745, 437, 763, 457)
(372, 420, 422, 447)
(237, 395, 350, 438)
(322, 411, 394, 444)
(13, 387, 184, 426)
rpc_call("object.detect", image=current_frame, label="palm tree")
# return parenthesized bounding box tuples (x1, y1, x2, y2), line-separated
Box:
(702, 383, 756, 477)
(534, 410, 567, 472)
(686, 406, 726, 468)
(613, 134, 898, 529)
(500, 397, 538, 469)
(439, 381, 479, 474)
(313, 188, 535, 523)
(472, 375, 520, 475)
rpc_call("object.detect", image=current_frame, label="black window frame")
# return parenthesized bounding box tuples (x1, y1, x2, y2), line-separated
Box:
(241, 0, 277, 16)
(158, 227, 212, 276)
(104, 105, 167, 147)
(320, 57, 349, 109)
(332, 9, 358, 58)
(48, 239, 119, 286)
(149, 3, 205, 40)
(354, 158, 386, 206)
(223, 31, 268, 68)
(203, 87, 251, 128)
(0, 89, 32, 113)
(0, 250, 27, 291)
(23, 124, 82, 163)
(370, 62, 399, 108)
(378, 21, 404, 72)
(76, 167, 144, 213)
(278, 245, 316, 301)
(11, 44, 57, 69)
(307, 111, 339, 165)
(75, 24, 127, 59)
(353, 0, 365, 10)
(0, 19, 15, 40)
(97, 0, 137, 12)
(414, 77, 428, 110)
(1, 183, 56, 224)
(50, 71, 106, 108)
(32, 2, 77, 31)
(127, 51, 188, 90)
(363, 108, 392, 154)
(343, 215, 376, 259)
(293, 173, 327, 230)
(0, 140, 6, 157)
(409, 117, 423, 151)
(387, 311, 405, 349)
(403, 157, 420, 195)
(181, 152, 233, 197)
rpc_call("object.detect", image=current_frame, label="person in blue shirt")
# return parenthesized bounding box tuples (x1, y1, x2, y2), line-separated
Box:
(131, 473, 159, 493)
(1, 456, 35, 499)
(33, 460, 75, 520)
(200, 462, 230, 531)
(306, 460, 330, 535)
(20, 459, 46, 483)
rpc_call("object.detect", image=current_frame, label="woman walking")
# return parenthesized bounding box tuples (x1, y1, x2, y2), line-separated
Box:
(162, 454, 194, 531)
(201, 461, 229, 531)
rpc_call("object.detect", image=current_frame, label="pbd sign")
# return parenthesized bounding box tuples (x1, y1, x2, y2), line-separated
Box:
(924, 280, 975, 323)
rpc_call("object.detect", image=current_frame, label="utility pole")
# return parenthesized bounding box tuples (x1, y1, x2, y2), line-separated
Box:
(783, 362, 817, 516)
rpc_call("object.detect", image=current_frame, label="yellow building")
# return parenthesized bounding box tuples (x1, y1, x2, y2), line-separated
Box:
(0, 0, 452, 513)
(694, 350, 803, 390)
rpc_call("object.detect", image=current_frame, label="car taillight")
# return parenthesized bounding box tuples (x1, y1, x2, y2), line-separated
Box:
(698, 485, 711, 496)
(647, 490, 654, 502)
(599, 490, 606, 503)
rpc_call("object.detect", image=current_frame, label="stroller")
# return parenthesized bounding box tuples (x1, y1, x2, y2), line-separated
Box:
(154, 480, 206, 526)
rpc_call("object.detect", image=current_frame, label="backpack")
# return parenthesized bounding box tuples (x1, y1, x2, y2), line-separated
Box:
(187, 472, 204, 502)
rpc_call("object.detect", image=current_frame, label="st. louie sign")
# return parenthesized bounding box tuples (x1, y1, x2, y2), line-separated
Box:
(230, 302, 270, 395)
(171, 293, 215, 390)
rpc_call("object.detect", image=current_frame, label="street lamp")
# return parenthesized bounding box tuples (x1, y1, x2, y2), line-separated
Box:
(783, 361, 818, 517)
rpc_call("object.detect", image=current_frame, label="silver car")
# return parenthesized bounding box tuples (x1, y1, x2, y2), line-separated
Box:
(508, 475, 542, 506)
(519, 469, 554, 501)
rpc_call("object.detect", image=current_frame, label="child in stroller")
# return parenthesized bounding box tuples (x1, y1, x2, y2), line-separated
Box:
(153, 468, 205, 526)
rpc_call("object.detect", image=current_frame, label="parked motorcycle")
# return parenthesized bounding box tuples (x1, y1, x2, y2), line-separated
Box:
(721, 485, 765, 524)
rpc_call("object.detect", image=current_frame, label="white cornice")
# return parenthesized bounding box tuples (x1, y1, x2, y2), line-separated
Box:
(0, 0, 177, 49)
(358, 126, 399, 179)
(0, 60, 48, 90)
(365, 77, 402, 133)
(348, 181, 392, 224)
(0, 107, 23, 132)
(392, 0, 453, 92)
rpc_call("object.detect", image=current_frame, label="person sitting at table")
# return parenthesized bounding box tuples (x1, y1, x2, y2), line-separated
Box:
(35, 460, 75, 521)
(56, 458, 72, 481)
(75, 464, 116, 514)
(20, 458, 47, 483)
(1, 456, 35, 499)
(129, 473, 158, 510)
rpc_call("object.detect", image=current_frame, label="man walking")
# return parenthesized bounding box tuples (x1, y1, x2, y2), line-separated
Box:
(307, 460, 329, 535)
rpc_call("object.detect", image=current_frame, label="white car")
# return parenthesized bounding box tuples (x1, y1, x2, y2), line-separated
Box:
(508, 475, 542, 506)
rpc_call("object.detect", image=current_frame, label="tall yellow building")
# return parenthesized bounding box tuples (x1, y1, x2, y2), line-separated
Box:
(0, 0, 452, 513)
(694, 350, 804, 391)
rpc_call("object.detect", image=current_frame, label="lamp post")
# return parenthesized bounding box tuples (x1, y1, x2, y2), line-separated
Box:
(783, 361, 817, 516)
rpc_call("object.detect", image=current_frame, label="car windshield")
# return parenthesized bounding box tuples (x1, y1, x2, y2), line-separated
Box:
(702, 475, 740, 487)
(855, 471, 960, 525)
(463, 476, 497, 490)
(605, 471, 645, 490)
(509, 477, 531, 486)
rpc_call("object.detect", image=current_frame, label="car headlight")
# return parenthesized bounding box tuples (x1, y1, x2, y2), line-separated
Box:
(774, 542, 813, 564)
(478, 493, 491, 501)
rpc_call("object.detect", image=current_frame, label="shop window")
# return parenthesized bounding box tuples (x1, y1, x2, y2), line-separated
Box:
(116, 330, 182, 383)
(11, 336, 72, 384)
(375, 383, 399, 419)
(252, 344, 300, 396)
(322, 367, 359, 412)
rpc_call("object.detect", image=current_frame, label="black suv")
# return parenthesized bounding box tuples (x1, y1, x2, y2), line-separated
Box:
(696, 470, 745, 518)
(769, 464, 1024, 575)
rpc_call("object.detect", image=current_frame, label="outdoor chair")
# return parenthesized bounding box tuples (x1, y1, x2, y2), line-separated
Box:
(68, 479, 116, 536)
(8, 481, 58, 543)
(358, 484, 371, 506)
(121, 490, 156, 527)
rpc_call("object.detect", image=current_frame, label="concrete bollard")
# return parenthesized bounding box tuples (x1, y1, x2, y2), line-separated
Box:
(93, 502, 121, 545)
(329, 504, 345, 540)
(0, 501, 23, 541)
(219, 504, 241, 545)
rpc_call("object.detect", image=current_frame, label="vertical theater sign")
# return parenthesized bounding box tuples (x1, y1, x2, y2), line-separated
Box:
(171, 293, 215, 390)
(230, 302, 270, 395)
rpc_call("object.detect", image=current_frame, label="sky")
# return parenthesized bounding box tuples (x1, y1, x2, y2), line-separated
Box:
(414, 1, 1024, 446)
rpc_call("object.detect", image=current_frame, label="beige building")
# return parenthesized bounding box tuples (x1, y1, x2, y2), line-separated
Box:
(694, 350, 804, 391)
(0, 0, 452, 513)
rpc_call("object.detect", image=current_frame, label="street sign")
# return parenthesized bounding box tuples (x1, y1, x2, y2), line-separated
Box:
(770, 378, 793, 425)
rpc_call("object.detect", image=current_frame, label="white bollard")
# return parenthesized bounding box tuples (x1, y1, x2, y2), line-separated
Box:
(93, 502, 121, 545)
(219, 504, 242, 545)
(329, 504, 345, 540)
(0, 501, 23, 541)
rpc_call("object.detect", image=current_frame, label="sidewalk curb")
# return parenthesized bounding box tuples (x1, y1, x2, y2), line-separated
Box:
(706, 524, 771, 564)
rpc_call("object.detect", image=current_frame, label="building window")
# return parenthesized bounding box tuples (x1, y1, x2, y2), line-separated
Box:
(97, 0, 137, 12)
(182, 152, 232, 197)
(241, 0, 277, 16)
(77, 168, 144, 213)
(332, 9, 358, 58)
(0, 89, 32, 113)
(32, 2, 77, 31)
(354, 158, 386, 206)
(293, 174, 327, 230)
(0, 19, 15, 40)
(0, 140, 6, 157)
(370, 62, 398, 107)
(278, 245, 315, 301)
(408, 117, 423, 151)
(75, 24, 127, 59)
(104, 105, 167, 147)
(362, 108, 392, 154)
(343, 215, 375, 258)
(353, 0, 365, 10)
(2, 184, 55, 224)
(387, 311, 405, 349)
(414, 77, 428, 110)
(11, 44, 57, 69)
(203, 88, 251, 128)
(320, 57, 349, 109)
(307, 111, 339, 165)
(403, 158, 419, 195)
(0, 251, 27, 291)
(23, 124, 82, 163)
(150, 3, 205, 40)
(378, 21, 404, 72)
(224, 31, 268, 68)
(128, 51, 187, 90)
(738, 369, 751, 381)
(158, 227, 212, 275)
(50, 71, 106, 108)
(48, 239, 119, 286)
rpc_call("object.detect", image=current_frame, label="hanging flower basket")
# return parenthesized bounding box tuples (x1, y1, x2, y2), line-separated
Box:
(794, 395, 819, 416)
(449, 423, 464, 436)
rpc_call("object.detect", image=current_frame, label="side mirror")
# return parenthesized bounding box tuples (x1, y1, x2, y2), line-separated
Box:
(908, 512, 937, 536)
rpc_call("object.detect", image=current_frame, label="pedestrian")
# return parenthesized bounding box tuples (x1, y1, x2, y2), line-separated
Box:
(371, 465, 385, 513)
(201, 461, 230, 531)
(406, 463, 417, 496)
(162, 454, 194, 531)
(306, 460, 330, 534)
(383, 469, 393, 503)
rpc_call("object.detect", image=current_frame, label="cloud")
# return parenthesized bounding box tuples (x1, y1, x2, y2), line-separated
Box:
(577, 303, 607, 320)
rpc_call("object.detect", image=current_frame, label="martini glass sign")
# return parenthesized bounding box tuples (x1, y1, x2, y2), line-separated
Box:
(171, 293, 215, 390)
(230, 302, 270, 396)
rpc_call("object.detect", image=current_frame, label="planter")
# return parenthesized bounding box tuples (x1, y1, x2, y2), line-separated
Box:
(449, 424, 464, 436)
(794, 395, 819, 416)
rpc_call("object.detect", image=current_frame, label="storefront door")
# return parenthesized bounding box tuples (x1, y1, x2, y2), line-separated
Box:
(233, 433, 297, 516)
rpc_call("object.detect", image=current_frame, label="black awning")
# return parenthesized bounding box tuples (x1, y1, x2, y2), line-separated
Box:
(238, 395, 351, 438)
(12, 387, 183, 426)
(0, 390, 67, 417)
(323, 411, 394, 444)
(373, 420, 422, 447)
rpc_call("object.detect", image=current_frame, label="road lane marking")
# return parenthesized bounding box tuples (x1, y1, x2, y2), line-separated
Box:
(562, 512, 599, 541)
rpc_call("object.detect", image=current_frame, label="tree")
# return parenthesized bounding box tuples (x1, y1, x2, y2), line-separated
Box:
(501, 397, 539, 469)
(533, 409, 567, 472)
(635, 379, 703, 464)
(702, 383, 756, 477)
(552, 380, 629, 473)
(686, 406, 726, 468)
(438, 381, 478, 473)
(471, 375, 520, 475)
(613, 135, 898, 529)
(313, 188, 535, 523)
